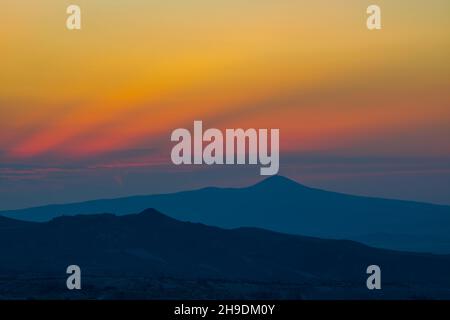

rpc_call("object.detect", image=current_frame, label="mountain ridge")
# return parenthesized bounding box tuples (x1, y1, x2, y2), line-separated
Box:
(1, 175, 450, 254)
(1, 208, 450, 299)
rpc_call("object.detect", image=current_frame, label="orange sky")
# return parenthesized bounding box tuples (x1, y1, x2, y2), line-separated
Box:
(1, 0, 450, 161)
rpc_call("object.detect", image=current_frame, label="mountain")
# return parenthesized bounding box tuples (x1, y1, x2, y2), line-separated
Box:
(1, 209, 450, 299)
(1, 176, 450, 254)
(0, 215, 36, 230)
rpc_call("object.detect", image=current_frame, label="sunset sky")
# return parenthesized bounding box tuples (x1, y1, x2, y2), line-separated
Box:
(1, 0, 450, 209)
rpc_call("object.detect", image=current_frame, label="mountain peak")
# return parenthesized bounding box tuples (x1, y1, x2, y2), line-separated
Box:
(139, 208, 164, 216)
(253, 175, 306, 189)
(136, 208, 178, 223)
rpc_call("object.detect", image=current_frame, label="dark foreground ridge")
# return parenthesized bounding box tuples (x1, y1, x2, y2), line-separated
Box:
(0, 209, 450, 299)
(2, 175, 450, 254)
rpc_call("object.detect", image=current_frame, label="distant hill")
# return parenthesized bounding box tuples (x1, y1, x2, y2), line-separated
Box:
(1, 176, 450, 254)
(1, 209, 450, 299)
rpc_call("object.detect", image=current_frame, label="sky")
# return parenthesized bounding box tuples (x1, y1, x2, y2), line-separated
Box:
(1, 0, 450, 210)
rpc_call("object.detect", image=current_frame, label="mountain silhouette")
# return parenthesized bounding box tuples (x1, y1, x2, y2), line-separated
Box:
(1, 175, 450, 253)
(0, 215, 36, 230)
(1, 209, 450, 299)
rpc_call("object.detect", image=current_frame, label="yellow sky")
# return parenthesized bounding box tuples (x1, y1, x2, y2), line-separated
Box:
(1, 0, 449, 158)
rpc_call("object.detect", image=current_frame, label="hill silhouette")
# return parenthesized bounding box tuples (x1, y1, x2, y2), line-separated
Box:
(1, 209, 450, 299)
(1, 176, 450, 253)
